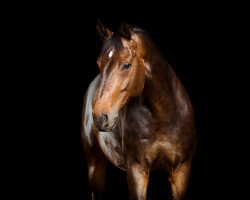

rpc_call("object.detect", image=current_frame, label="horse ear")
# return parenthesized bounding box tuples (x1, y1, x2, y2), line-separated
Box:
(96, 20, 113, 40)
(119, 21, 131, 40)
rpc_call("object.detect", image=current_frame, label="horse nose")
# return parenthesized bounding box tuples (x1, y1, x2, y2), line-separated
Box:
(93, 113, 109, 130)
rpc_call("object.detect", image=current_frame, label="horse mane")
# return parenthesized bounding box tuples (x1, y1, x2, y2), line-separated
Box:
(100, 33, 124, 56)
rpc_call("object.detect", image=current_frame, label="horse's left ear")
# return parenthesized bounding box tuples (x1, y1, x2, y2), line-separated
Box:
(96, 20, 113, 40)
(119, 21, 131, 40)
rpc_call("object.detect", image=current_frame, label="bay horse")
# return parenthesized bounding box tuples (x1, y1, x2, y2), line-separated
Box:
(81, 21, 197, 200)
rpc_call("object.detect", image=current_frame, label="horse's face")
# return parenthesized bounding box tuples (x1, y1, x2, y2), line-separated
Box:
(92, 22, 147, 131)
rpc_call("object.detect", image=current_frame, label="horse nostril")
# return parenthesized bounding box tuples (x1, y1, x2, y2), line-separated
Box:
(93, 113, 108, 129)
(101, 114, 108, 124)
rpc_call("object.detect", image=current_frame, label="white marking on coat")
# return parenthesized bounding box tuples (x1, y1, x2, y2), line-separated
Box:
(108, 50, 113, 58)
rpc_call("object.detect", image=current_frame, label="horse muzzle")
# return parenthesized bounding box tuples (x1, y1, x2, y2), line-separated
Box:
(92, 113, 117, 132)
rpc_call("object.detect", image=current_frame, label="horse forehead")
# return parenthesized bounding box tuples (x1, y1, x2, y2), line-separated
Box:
(97, 48, 114, 66)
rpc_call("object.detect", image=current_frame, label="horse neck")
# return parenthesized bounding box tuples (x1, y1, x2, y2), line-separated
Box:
(131, 32, 188, 122)
(142, 50, 178, 122)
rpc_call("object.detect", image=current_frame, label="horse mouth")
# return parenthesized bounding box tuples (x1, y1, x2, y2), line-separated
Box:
(96, 121, 117, 132)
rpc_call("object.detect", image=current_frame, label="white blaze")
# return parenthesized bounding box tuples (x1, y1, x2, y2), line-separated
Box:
(108, 50, 113, 58)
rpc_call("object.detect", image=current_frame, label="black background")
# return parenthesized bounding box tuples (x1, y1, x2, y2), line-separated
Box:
(12, 2, 247, 200)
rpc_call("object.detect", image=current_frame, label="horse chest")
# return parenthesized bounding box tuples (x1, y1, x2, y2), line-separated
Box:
(97, 131, 126, 170)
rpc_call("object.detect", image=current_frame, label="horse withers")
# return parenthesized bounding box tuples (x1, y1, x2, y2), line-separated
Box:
(81, 21, 197, 200)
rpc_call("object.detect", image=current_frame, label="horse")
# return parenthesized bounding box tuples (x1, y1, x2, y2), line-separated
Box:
(81, 21, 197, 200)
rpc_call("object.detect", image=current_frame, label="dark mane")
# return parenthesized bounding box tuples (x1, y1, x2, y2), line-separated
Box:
(100, 33, 123, 56)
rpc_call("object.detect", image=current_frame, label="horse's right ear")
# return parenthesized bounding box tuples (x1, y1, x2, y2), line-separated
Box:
(119, 21, 131, 40)
(96, 20, 113, 40)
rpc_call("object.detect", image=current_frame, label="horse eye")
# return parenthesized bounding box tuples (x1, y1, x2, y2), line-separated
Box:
(121, 63, 131, 70)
